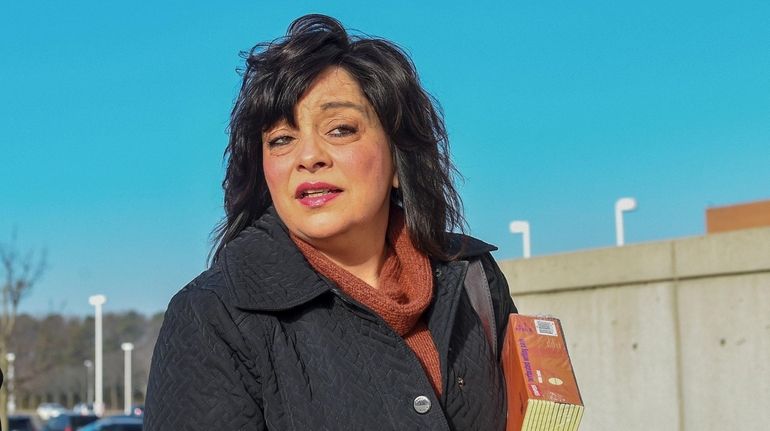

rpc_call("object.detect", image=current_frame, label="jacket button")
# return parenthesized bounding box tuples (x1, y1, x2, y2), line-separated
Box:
(413, 395, 431, 414)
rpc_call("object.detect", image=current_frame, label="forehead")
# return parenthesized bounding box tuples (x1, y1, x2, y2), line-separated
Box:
(296, 67, 372, 115)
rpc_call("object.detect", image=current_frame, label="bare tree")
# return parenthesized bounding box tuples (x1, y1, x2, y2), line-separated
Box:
(1, 232, 47, 428)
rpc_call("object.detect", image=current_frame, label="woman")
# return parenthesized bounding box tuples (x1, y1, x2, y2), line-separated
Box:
(145, 14, 516, 431)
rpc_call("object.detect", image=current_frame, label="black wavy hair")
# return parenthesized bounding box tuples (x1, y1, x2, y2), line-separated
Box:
(212, 14, 465, 261)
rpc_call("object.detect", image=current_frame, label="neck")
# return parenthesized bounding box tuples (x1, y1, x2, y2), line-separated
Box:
(313, 222, 390, 287)
(296, 216, 391, 288)
(318, 239, 389, 288)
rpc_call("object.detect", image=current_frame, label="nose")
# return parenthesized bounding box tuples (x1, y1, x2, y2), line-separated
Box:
(296, 134, 331, 173)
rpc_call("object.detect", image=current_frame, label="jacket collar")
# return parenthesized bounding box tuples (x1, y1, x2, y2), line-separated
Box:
(221, 207, 332, 312)
(445, 233, 497, 259)
(220, 207, 497, 312)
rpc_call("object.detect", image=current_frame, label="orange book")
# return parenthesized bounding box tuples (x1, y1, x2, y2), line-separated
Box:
(503, 314, 583, 431)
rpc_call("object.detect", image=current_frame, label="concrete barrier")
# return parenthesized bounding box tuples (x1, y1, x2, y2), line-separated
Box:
(499, 227, 770, 431)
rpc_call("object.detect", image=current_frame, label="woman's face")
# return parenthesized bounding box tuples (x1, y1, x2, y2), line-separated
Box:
(262, 67, 397, 251)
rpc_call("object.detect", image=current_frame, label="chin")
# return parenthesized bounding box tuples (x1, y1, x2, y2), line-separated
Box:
(278, 204, 388, 247)
(293, 218, 349, 243)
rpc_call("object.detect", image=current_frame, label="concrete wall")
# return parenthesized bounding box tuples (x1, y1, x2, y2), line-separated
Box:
(499, 226, 770, 431)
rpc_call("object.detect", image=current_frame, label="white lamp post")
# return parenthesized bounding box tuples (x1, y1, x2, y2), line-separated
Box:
(6, 352, 16, 414)
(84, 360, 94, 404)
(509, 220, 531, 258)
(88, 294, 107, 416)
(615, 197, 637, 246)
(121, 342, 134, 415)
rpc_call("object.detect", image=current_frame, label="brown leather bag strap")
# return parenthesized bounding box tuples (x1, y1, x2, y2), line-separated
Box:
(463, 259, 498, 357)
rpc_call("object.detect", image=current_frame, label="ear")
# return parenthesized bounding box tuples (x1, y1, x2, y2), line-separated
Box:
(392, 172, 399, 189)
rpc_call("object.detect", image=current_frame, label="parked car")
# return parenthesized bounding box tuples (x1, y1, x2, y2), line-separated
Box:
(128, 404, 143, 417)
(41, 413, 99, 431)
(9, 415, 40, 431)
(36, 403, 67, 421)
(78, 416, 142, 431)
(72, 403, 95, 415)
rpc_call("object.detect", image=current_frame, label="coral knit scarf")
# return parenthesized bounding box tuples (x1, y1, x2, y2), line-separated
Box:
(290, 211, 442, 395)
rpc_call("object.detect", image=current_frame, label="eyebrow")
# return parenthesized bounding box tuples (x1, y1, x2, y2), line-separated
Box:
(320, 101, 369, 117)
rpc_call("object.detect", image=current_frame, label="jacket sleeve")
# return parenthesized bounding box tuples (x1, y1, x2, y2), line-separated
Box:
(144, 283, 265, 431)
(479, 252, 518, 360)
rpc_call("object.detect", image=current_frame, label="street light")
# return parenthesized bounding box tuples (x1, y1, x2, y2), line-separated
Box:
(84, 360, 94, 404)
(615, 197, 637, 246)
(6, 352, 16, 414)
(121, 342, 134, 415)
(509, 220, 531, 258)
(88, 294, 107, 416)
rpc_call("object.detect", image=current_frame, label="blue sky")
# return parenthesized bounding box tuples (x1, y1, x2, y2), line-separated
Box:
(2, 1, 769, 316)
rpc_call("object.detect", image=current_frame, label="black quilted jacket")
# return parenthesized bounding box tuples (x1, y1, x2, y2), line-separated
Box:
(145, 208, 517, 430)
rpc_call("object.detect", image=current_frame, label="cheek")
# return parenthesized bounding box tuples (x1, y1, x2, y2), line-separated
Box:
(345, 142, 394, 183)
(262, 153, 287, 196)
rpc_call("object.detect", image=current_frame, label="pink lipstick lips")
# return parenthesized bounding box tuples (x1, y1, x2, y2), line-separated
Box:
(295, 182, 343, 208)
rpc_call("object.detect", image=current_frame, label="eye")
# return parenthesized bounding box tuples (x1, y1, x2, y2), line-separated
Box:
(328, 125, 357, 138)
(267, 135, 294, 148)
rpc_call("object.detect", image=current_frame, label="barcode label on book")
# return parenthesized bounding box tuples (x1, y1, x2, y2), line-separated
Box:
(535, 319, 557, 336)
